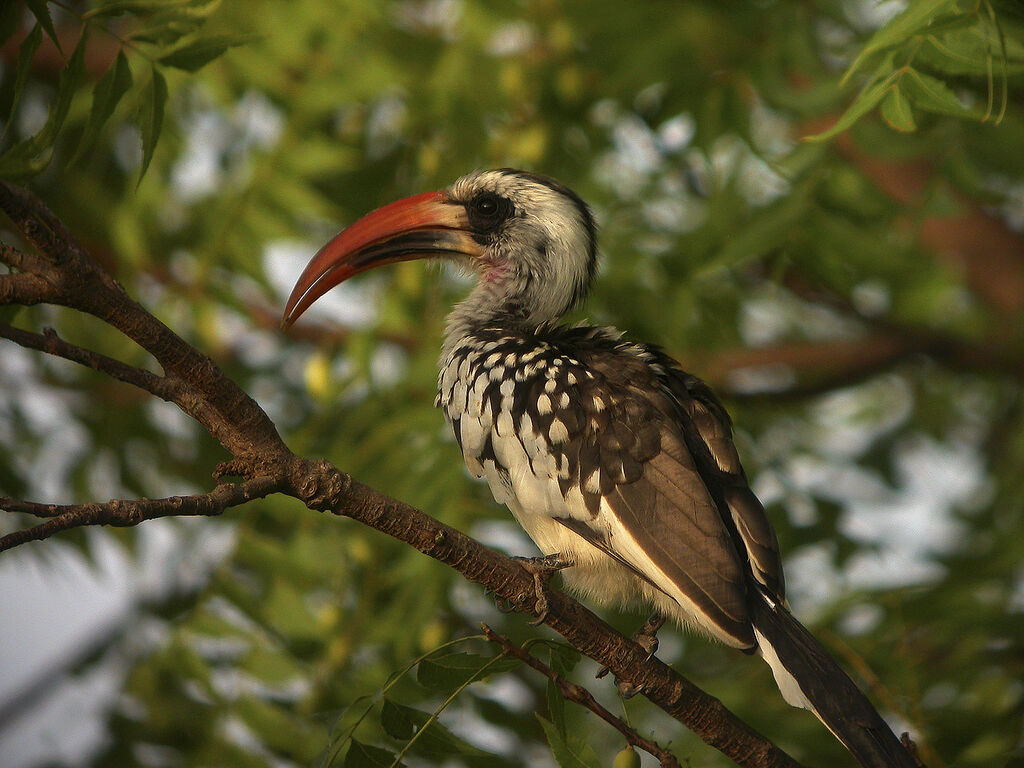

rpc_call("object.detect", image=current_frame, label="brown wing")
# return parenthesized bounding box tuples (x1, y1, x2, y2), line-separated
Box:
(543, 339, 755, 646)
(663, 369, 785, 600)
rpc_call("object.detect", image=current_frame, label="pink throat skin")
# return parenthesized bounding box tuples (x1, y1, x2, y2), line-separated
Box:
(482, 260, 508, 283)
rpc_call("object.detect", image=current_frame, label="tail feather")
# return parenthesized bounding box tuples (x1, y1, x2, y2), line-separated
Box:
(751, 592, 918, 768)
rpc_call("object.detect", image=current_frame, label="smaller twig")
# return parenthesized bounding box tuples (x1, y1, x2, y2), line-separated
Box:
(390, 649, 511, 768)
(481, 624, 681, 768)
(0, 475, 286, 551)
(0, 322, 180, 400)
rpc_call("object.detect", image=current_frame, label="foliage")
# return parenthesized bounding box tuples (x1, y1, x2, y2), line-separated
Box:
(2, 1, 1024, 767)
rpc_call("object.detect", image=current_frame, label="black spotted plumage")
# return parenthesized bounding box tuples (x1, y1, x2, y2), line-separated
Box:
(437, 324, 783, 647)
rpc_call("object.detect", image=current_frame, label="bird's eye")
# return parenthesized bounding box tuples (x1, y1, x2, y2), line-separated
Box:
(466, 193, 511, 233)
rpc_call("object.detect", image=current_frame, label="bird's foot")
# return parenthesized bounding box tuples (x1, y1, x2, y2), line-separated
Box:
(596, 613, 666, 697)
(512, 553, 573, 626)
(632, 612, 666, 658)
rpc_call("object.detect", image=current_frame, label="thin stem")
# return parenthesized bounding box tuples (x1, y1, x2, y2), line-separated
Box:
(485, 625, 680, 768)
(320, 634, 488, 768)
(388, 650, 512, 768)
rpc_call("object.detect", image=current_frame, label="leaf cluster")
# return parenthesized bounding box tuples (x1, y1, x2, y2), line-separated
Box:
(810, 0, 1024, 139)
(0, 0, 247, 180)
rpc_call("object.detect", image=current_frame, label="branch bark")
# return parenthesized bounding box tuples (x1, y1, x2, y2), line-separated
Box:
(0, 476, 284, 549)
(0, 181, 808, 767)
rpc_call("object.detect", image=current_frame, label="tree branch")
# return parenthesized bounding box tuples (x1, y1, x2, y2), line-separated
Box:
(0, 271, 56, 306)
(696, 277, 1024, 401)
(482, 624, 682, 768)
(0, 476, 285, 550)
(0, 322, 179, 400)
(300, 467, 806, 768)
(0, 182, 290, 460)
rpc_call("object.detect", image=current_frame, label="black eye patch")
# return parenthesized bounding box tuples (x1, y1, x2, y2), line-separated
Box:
(466, 192, 513, 234)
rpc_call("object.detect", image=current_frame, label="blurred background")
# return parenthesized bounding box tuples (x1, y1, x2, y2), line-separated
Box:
(1, 1, 1023, 766)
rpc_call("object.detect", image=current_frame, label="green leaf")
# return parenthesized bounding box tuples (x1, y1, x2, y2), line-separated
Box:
(544, 643, 580, 738)
(262, 578, 325, 642)
(537, 715, 602, 768)
(0, 27, 87, 178)
(138, 64, 168, 180)
(805, 74, 894, 142)
(157, 32, 250, 72)
(343, 740, 400, 768)
(121, 0, 225, 43)
(844, 0, 959, 83)
(314, 695, 377, 768)
(24, 0, 61, 53)
(240, 645, 305, 685)
(547, 642, 581, 677)
(380, 698, 497, 764)
(902, 68, 980, 118)
(0, 153, 49, 181)
(130, 18, 206, 46)
(38, 28, 88, 149)
(416, 652, 519, 690)
(72, 50, 133, 164)
(45, 29, 89, 143)
(0, 24, 43, 127)
(700, 176, 816, 273)
(380, 699, 417, 741)
(546, 677, 567, 739)
(921, 23, 1024, 75)
(235, 698, 316, 759)
(881, 87, 917, 131)
(0, 304, 22, 326)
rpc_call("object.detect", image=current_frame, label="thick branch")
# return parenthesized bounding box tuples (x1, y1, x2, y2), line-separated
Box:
(0, 476, 285, 550)
(0, 181, 289, 459)
(697, 283, 1024, 401)
(482, 624, 681, 768)
(288, 466, 805, 768)
(0, 272, 56, 306)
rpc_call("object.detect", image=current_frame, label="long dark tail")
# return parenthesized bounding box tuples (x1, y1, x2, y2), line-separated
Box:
(750, 591, 918, 768)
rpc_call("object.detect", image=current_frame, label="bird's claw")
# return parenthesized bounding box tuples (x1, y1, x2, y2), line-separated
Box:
(633, 613, 666, 659)
(596, 613, 666, 695)
(511, 553, 573, 625)
(495, 598, 517, 614)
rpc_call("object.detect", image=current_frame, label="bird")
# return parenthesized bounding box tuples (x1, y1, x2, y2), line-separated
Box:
(282, 168, 918, 768)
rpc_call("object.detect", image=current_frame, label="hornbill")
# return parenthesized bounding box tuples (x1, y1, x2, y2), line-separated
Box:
(283, 169, 917, 768)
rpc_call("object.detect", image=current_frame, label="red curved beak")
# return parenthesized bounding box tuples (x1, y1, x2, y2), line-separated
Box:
(281, 191, 479, 329)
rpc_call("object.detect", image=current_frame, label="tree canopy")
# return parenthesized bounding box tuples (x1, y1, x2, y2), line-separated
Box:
(2, 1, 1024, 767)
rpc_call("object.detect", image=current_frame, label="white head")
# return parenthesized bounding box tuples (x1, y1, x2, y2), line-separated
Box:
(442, 169, 597, 327)
(282, 169, 598, 337)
